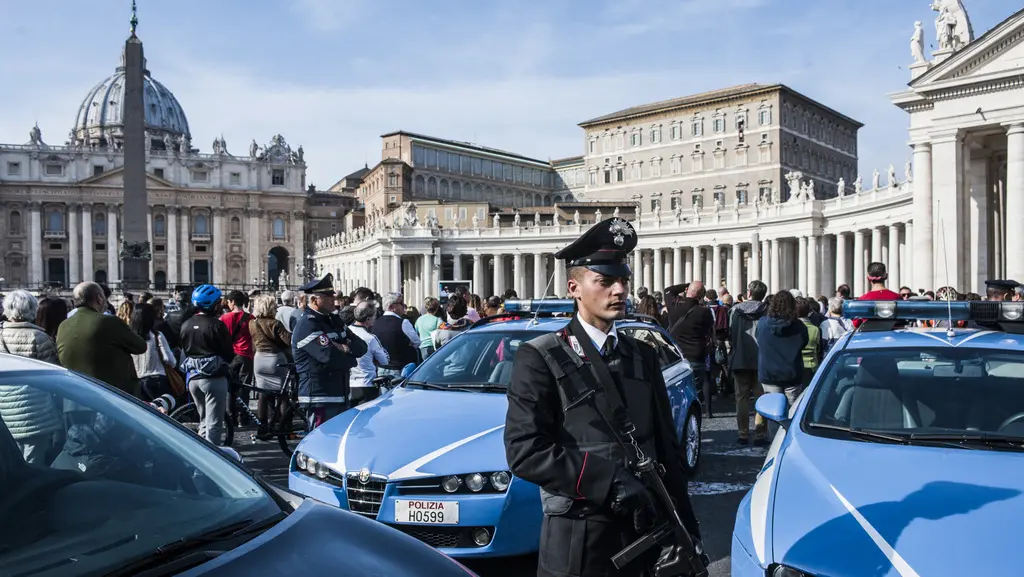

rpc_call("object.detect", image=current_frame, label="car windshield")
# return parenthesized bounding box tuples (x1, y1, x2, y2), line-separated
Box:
(408, 329, 548, 389)
(0, 370, 281, 576)
(803, 347, 1024, 446)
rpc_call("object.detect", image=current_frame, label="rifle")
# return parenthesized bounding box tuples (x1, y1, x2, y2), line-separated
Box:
(611, 456, 709, 577)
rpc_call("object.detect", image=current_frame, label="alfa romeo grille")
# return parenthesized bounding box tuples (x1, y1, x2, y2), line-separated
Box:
(345, 472, 387, 519)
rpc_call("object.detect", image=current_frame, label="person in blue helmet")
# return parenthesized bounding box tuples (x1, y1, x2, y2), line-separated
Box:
(179, 285, 234, 445)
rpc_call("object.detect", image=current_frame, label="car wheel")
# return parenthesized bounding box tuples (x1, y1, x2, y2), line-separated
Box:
(681, 409, 701, 474)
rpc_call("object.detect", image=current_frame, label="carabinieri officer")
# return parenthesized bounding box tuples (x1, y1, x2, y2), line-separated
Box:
(292, 273, 367, 429)
(504, 217, 703, 577)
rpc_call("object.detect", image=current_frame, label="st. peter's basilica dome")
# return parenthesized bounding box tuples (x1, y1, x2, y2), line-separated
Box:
(70, 47, 190, 150)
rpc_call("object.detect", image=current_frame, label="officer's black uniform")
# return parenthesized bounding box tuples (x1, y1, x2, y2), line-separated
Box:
(292, 274, 367, 427)
(504, 218, 701, 577)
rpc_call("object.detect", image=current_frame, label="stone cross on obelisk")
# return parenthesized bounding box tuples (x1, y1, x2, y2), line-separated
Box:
(120, 0, 151, 289)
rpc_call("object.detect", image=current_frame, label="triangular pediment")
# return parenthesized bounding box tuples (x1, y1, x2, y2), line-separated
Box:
(912, 7, 1024, 87)
(78, 166, 174, 188)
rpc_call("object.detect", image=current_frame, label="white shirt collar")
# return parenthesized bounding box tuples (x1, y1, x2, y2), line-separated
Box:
(575, 314, 618, 352)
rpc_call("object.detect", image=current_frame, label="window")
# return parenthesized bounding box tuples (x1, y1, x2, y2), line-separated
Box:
(603, 134, 611, 151)
(513, 166, 523, 183)
(604, 170, 611, 184)
(7, 162, 20, 176)
(736, 147, 748, 167)
(759, 185, 772, 200)
(631, 132, 641, 147)
(93, 165, 104, 176)
(670, 196, 681, 210)
(670, 156, 681, 175)
(154, 214, 166, 236)
(230, 172, 241, 185)
(9, 210, 22, 234)
(271, 169, 284, 186)
(589, 139, 596, 154)
(154, 168, 164, 179)
(759, 145, 772, 164)
(691, 192, 703, 208)
(413, 145, 425, 166)
(736, 189, 748, 205)
(691, 152, 704, 172)
(713, 117, 725, 134)
(437, 150, 448, 170)
(650, 126, 662, 144)
(589, 171, 597, 185)
(616, 168, 624, 182)
(691, 119, 703, 137)
(651, 158, 662, 178)
(45, 209, 63, 232)
(230, 216, 241, 237)
(428, 177, 438, 197)
(272, 217, 285, 239)
(414, 174, 425, 194)
(616, 133, 625, 150)
(759, 108, 771, 126)
(632, 162, 643, 180)
(192, 170, 209, 183)
(388, 172, 398, 186)
(714, 150, 726, 170)
(670, 124, 680, 140)
(45, 164, 63, 176)
(425, 148, 437, 167)
(194, 214, 209, 235)
(93, 213, 105, 237)
(713, 191, 725, 205)
(735, 113, 747, 130)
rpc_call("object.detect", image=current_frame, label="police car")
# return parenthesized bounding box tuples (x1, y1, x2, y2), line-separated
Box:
(732, 300, 1024, 577)
(288, 299, 702, 558)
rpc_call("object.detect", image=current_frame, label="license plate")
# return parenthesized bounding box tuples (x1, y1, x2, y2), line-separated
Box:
(394, 499, 459, 524)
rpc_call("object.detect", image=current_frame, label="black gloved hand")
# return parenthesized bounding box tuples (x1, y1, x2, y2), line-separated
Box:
(609, 468, 655, 517)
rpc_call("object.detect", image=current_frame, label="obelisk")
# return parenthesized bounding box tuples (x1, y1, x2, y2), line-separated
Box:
(120, 1, 151, 289)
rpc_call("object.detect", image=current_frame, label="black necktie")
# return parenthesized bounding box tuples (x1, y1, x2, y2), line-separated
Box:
(601, 336, 615, 357)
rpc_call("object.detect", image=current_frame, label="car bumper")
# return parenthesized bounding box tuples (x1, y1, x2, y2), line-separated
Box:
(288, 470, 541, 558)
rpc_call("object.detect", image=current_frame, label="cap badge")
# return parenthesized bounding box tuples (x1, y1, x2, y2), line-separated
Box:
(609, 218, 633, 247)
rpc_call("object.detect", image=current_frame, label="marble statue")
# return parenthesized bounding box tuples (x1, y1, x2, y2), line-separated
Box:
(635, 203, 642, 219)
(805, 180, 816, 200)
(837, 177, 846, 196)
(573, 209, 580, 224)
(28, 124, 42, 146)
(674, 203, 682, 220)
(692, 200, 701, 219)
(179, 136, 190, 155)
(249, 139, 259, 158)
(393, 211, 403, 228)
(144, 130, 151, 152)
(653, 203, 661, 223)
(426, 214, 438, 229)
(513, 211, 521, 228)
(163, 133, 173, 151)
(472, 213, 479, 229)
(904, 160, 913, 183)
(595, 209, 603, 222)
(452, 212, 460, 228)
(771, 186, 780, 204)
(871, 169, 881, 191)
(296, 145, 304, 163)
(931, 0, 974, 50)
(854, 175, 863, 194)
(786, 172, 802, 201)
(403, 203, 418, 227)
(212, 138, 221, 155)
(713, 197, 722, 214)
(493, 213, 500, 228)
(911, 21, 926, 63)
(534, 211, 541, 227)
(888, 164, 897, 188)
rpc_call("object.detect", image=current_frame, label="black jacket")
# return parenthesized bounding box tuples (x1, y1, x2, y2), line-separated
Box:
(372, 315, 418, 369)
(756, 316, 809, 387)
(667, 298, 714, 364)
(728, 300, 768, 371)
(180, 312, 233, 363)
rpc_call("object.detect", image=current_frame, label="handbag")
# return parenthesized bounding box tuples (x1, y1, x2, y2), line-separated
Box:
(155, 332, 187, 397)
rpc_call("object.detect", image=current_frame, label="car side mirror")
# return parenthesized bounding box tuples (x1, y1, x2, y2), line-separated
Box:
(219, 446, 244, 463)
(756, 393, 790, 424)
(400, 363, 417, 378)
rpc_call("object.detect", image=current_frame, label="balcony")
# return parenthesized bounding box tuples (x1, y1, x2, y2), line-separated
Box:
(43, 230, 66, 240)
(191, 233, 212, 242)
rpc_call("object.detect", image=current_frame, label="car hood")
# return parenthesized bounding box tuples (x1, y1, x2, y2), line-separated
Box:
(769, 432, 1024, 576)
(297, 387, 509, 480)
(182, 499, 475, 576)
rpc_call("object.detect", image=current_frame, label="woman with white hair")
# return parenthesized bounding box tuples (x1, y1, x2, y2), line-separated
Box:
(819, 296, 853, 355)
(0, 290, 64, 465)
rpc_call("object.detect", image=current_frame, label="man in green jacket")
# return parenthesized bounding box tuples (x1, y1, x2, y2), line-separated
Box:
(57, 282, 148, 398)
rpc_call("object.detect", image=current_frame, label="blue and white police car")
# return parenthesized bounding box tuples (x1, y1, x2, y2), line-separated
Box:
(732, 300, 1024, 577)
(288, 299, 702, 558)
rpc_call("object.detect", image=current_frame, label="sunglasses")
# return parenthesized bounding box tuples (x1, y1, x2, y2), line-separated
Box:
(900, 293, 912, 298)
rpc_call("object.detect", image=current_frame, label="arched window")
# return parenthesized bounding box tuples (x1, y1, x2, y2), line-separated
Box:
(427, 177, 438, 197)
(154, 214, 166, 236)
(154, 270, 167, 290)
(451, 182, 462, 199)
(46, 209, 63, 232)
(414, 175, 425, 195)
(9, 211, 22, 234)
(440, 179, 450, 198)
(93, 212, 106, 237)
(273, 217, 285, 239)
(194, 213, 209, 235)
(230, 216, 241, 237)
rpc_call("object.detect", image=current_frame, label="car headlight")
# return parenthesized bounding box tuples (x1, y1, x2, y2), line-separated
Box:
(442, 475, 462, 493)
(490, 471, 511, 491)
(770, 565, 813, 577)
(295, 452, 331, 480)
(295, 452, 307, 470)
(465, 473, 486, 492)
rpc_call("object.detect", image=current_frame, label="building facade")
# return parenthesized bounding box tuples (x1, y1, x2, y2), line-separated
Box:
(314, 3, 1024, 304)
(0, 37, 310, 291)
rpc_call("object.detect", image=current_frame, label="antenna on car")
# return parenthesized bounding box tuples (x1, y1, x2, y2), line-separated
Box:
(527, 264, 560, 328)
(937, 203, 956, 338)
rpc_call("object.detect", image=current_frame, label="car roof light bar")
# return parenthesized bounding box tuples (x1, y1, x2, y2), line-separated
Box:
(842, 300, 1024, 323)
(502, 299, 635, 314)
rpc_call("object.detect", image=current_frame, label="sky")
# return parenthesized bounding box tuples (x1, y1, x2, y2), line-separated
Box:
(0, 0, 1016, 189)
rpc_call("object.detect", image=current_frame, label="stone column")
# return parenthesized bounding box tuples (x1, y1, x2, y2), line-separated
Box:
(770, 239, 781, 292)
(794, 236, 802, 295)
(904, 221, 914, 291)
(761, 240, 771, 290)
(731, 244, 742, 294)
(512, 253, 523, 297)
(453, 254, 464, 281)
(392, 252, 402, 293)
(821, 236, 834, 296)
(632, 250, 642, 290)
(472, 254, 484, 295)
(68, 203, 81, 285)
(672, 247, 683, 285)
(807, 236, 818, 298)
(750, 233, 760, 284)
(554, 258, 567, 298)
(212, 209, 226, 284)
(653, 248, 664, 293)
(82, 205, 93, 283)
(28, 202, 43, 287)
(147, 209, 154, 284)
(710, 244, 721, 292)
(106, 203, 119, 286)
(888, 224, 901, 290)
(292, 212, 305, 283)
(684, 249, 693, 282)
(422, 252, 434, 302)
(912, 142, 933, 290)
(871, 226, 884, 264)
(835, 232, 848, 291)
(247, 209, 262, 286)
(533, 252, 545, 298)
(179, 210, 190, 283)
(120, 30, 150, 290)
(1006, 123, 1024, 282)
(853, 230, 866, 296)
(166, 207, 178, 284)
(692, 246, 704, 284)
(493, 255, 505, 297)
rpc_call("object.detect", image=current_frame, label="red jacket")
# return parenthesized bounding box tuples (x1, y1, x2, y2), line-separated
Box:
(853, 289, 901, 327)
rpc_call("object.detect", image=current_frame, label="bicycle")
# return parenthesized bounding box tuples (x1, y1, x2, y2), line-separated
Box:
(170, 376, 263, 447)
(263, 362, 309, 457)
